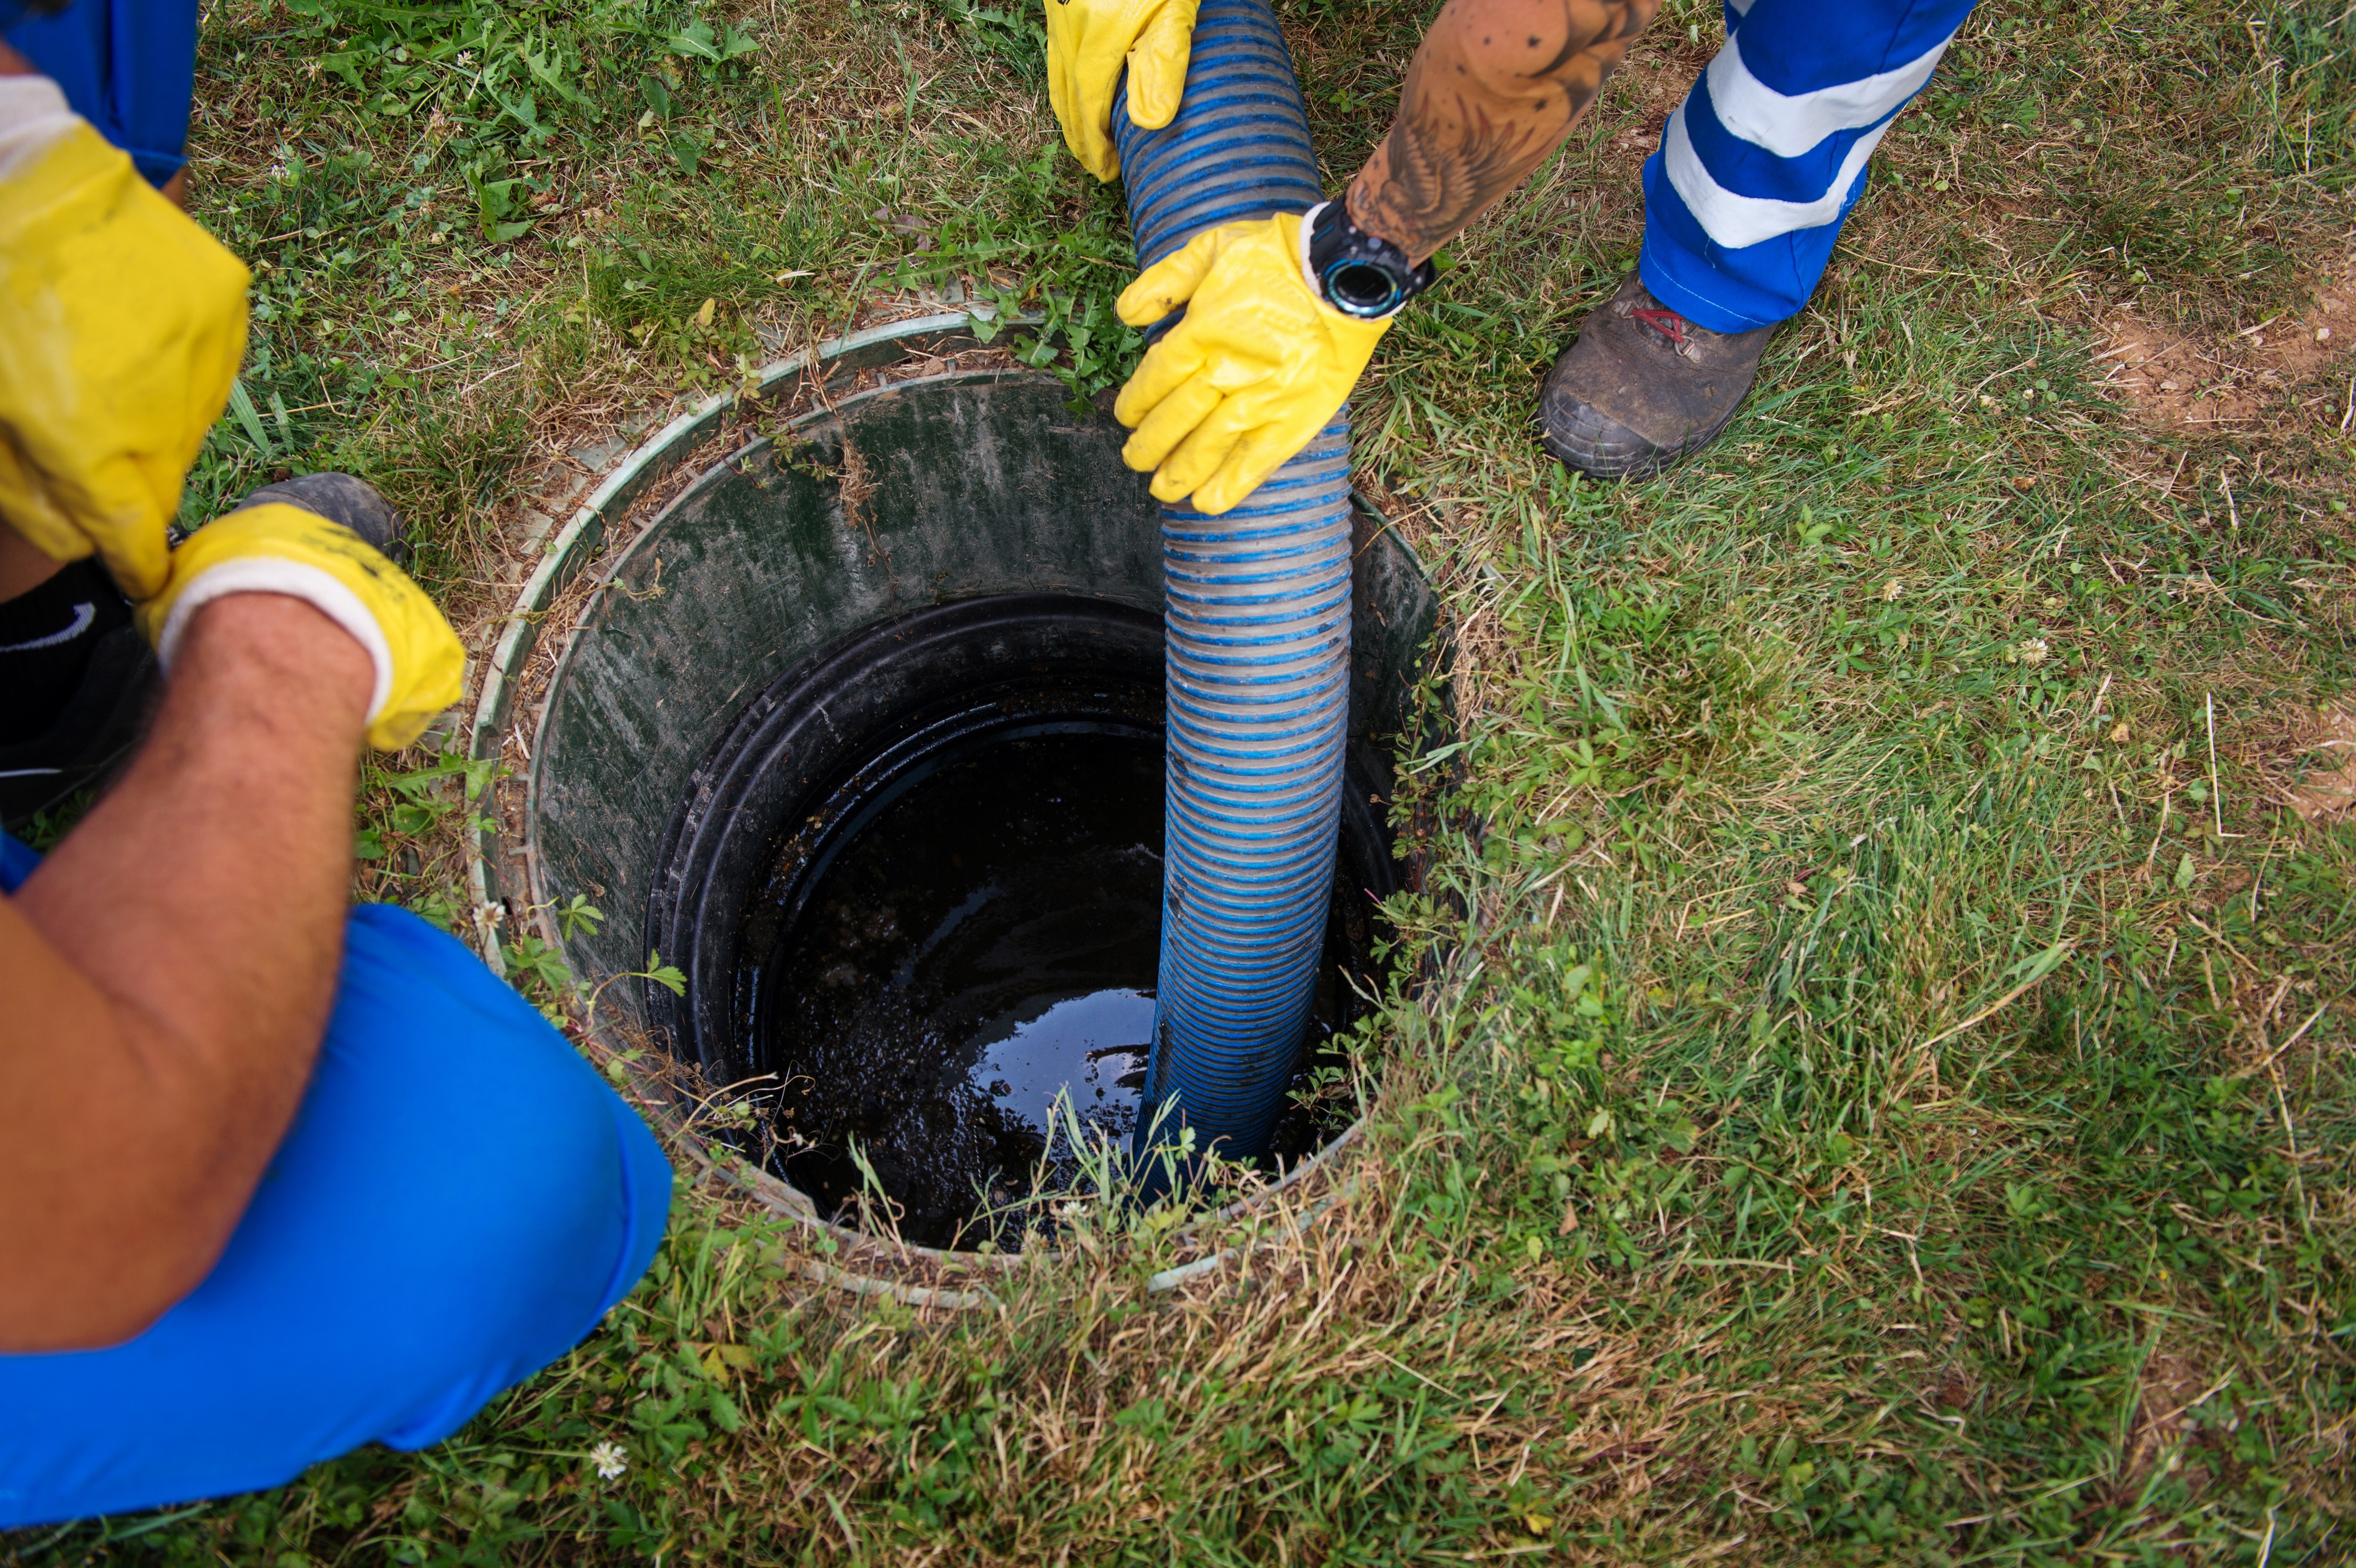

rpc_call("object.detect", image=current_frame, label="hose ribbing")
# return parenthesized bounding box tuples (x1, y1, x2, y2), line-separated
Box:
(1114, 0, 1351, 1162)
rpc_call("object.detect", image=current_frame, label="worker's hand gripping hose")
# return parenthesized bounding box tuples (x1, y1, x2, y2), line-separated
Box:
(1045, 0, 1200, 182)
(1108, 0, 1353, 1167)
(0, 97, 249, 601)
(1115, 210, 1390, 518)
(136, 504, 464, 751)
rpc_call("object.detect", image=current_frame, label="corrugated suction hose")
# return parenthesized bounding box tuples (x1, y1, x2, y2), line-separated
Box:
(1113, 0, 1351, 1163)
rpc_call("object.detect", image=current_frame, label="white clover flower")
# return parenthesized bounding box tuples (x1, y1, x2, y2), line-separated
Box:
(588, 1441, 628, 1480)
(2018, 638, 2050, 666)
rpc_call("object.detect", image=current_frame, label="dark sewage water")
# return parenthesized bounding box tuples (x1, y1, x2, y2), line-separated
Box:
(741, 722, 1377, 1250)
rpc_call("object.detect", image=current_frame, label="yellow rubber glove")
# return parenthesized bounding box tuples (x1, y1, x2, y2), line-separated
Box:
(1045, 0, 1199, 182)
(1114, 211, 1389, 516)
(0, 120, 251, 601)
(135, 504, 465, 751)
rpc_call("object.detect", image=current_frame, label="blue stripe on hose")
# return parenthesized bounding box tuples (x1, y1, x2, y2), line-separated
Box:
(1165, 804, 1337, 838)
(1169, 708, 1348, 747)
(1171, 804, 1337, 837)
(1165, 615, 1349, 643)
(1172, 814, 1331, 843)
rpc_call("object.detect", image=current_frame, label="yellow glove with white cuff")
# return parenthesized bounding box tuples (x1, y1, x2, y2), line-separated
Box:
(1113, 210, 1390, 517)
(0, 94, 251, 601)
(1045, 0, 1199, 182)
(134, 505, 465, 751)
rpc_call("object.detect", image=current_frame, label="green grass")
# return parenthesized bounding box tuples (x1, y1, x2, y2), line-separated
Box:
(10, 0, 2355, 1561)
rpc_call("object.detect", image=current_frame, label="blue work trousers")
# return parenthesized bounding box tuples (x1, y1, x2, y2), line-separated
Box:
(1638, 0, 1980, 333)
(3, 0, 198, 188)
(0, 833, 673, 1528)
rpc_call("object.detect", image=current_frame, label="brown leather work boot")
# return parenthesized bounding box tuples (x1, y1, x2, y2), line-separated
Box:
(233, 470, 411, 565)
(1538, 272, 1778, 481)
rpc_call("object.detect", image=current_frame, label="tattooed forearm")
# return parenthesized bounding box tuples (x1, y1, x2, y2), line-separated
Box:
(1347, 0, 1659, 263)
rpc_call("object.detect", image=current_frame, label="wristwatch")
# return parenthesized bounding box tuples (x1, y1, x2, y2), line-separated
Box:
(1302, 199, 1436, 320)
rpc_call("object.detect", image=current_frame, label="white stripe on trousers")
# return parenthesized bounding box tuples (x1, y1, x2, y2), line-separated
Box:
(1705, 32, 1952, 158)
(1660, 102, 1893, 251)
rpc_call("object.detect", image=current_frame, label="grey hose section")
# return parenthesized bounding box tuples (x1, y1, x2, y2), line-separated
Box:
(1113, 0, 1351, 1162)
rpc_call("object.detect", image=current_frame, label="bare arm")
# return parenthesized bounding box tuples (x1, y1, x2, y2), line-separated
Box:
(1345, 0, 1658, 264)
(0, 591, 371, 1351)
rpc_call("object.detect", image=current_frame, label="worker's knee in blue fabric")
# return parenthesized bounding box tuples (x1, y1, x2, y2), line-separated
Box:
(284, 907, 672, 1430)
(0, 901, 670, 1527)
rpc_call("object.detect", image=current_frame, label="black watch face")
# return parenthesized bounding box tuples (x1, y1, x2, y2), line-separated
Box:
(1323, 258, 1402, 317)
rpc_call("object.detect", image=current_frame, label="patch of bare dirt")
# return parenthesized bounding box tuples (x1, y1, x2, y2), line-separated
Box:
(2122, 1353, 2218, 1491)
(2092, 265, 2353, 434)
(2277, 703, 2356, 824)
(1566, 28, 1717, 193)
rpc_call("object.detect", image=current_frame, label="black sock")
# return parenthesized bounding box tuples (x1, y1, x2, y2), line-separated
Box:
(0, 558, 133, 747)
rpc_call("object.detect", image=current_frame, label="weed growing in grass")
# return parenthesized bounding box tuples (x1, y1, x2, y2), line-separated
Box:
(349, 751, 498, 934)
(10, 790, 95, 854)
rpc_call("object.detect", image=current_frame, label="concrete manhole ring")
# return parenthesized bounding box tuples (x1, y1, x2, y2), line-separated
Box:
(461, 312, 1444, 1308)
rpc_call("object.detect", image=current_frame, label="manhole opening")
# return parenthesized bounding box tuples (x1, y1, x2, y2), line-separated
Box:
(652, 596, 1392, 1251)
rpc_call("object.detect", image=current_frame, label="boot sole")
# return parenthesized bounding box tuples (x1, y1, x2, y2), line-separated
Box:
(1538, 395, 1745, 482)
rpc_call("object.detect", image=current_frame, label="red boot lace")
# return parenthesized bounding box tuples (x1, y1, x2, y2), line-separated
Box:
(1629, 305, 1693, 349)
